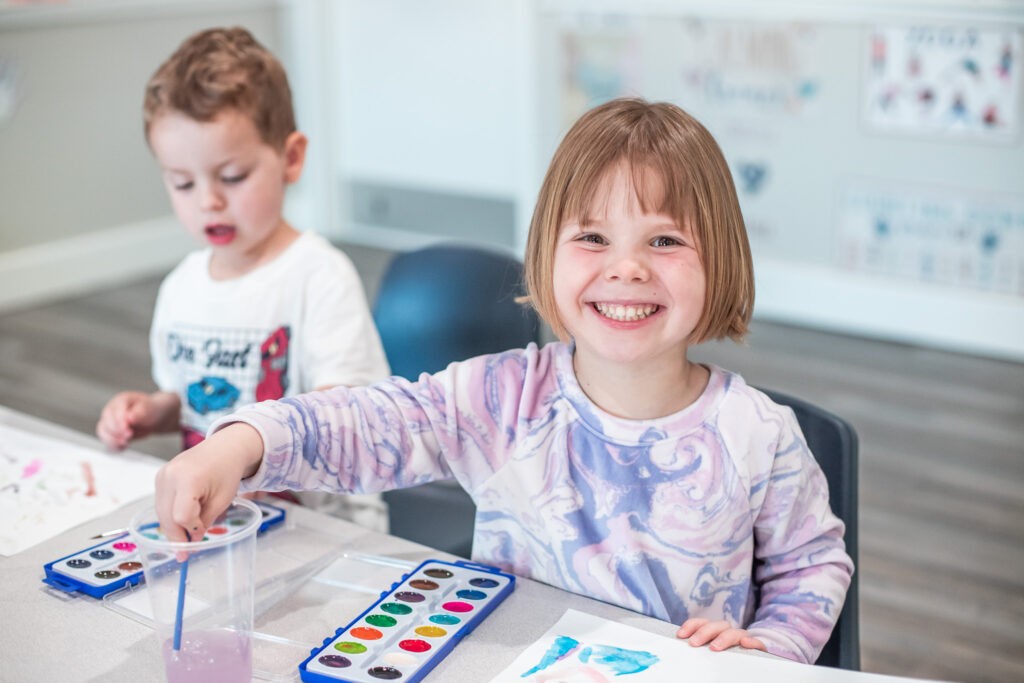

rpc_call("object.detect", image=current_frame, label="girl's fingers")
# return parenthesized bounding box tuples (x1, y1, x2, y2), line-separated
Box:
(739, 636, 767, 652)
(709, 629, 744, 651)
(678, 618, 765, 654)
(688, 620, 731, 646)
(676, 617, 708, 639)
(166, 491, 204, 544)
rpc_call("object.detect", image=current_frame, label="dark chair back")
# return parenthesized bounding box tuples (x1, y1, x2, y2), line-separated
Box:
(372, 243, 540, 557)
(373, 243, 540, 379)
(759, 387, 860, 671)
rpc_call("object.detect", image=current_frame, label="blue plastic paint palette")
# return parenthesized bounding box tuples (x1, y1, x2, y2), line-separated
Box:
(300, 559, 515, 683)
(42, 500, 285, 598)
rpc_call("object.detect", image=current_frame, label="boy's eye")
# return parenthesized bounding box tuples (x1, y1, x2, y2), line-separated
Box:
(172, 180, 194, 192)
(221, 172, 248, 184)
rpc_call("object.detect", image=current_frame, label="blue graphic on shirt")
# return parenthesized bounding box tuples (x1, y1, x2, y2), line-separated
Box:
(187, 376, 240, 415)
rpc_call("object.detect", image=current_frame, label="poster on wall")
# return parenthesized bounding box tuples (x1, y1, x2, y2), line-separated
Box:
(675, 19, 825, 120)
(863, 25, 1022, 141)
(558, 14, 643, 129)
(553, 16, 827, 257)
(837, 180, 1024, 296)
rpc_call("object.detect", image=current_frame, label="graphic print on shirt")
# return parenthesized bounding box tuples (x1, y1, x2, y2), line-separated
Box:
(187, 376, 240, 414)
(256, 326, 290, 401)
(158, 323, 291, 436)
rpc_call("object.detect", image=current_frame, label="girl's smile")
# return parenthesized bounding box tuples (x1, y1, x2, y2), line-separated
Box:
(552, 161, 708, 419)
(591, 302, 661, 323)
(553, 162, 705, 372)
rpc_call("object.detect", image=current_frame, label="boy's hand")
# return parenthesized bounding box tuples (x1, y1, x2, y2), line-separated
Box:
(677, 618, 766, 654)
(96, 391, 179, 449)
(154, 422, 265, 543)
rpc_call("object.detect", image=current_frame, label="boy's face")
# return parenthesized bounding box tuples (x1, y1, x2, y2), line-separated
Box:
(147, 109, 305, 272)
(551, 162, 706, 371)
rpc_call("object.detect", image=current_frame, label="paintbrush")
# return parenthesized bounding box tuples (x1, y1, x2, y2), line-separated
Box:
(90, 528, 128, 539)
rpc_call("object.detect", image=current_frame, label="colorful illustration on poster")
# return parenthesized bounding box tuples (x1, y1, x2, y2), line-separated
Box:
(838, 181, 1024, 295)
(864, 25, 1021, 140)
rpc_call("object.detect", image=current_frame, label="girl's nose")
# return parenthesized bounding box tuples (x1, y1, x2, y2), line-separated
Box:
(604, 249, 650, 282)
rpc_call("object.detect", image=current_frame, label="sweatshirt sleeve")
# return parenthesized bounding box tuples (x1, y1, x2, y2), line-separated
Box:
(210, 349, 529, 496)
(212, 373, 461, 495)
(743, 408, 855, 664)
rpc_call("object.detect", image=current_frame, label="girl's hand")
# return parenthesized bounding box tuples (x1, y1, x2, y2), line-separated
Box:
(677, 618, 767, 653)
(154, 422, 265, 543)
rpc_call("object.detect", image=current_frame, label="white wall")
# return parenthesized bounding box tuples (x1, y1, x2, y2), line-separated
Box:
(0, 0, 285, 312)
(314, 0, 537, 250)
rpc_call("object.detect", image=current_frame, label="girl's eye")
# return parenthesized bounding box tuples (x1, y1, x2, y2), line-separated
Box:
(652, 235, 682, 247)
(576, 232, 607, 245)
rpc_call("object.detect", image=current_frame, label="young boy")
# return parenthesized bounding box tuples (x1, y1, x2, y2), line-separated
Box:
(96, 26, 391, 528)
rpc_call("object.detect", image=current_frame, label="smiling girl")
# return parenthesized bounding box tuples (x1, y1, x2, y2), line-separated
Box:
(152, 97, 853, 664)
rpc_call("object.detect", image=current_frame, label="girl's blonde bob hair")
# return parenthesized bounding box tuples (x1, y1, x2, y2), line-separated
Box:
(523, 97, 754, 344)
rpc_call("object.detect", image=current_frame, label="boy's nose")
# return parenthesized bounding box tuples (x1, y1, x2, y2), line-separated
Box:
(198, 184, 226, 212)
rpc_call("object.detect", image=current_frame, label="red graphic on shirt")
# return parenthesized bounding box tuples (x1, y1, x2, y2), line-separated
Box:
(256, 326, 290, 402)
(182, 426, 205, 450)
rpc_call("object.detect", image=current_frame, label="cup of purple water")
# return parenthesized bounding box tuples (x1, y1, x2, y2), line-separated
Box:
(129, 498, 261, 683)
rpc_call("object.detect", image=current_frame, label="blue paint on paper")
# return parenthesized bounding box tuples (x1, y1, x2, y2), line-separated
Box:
(521, 635, 659, 677)
(578, 644, 660, 675)
(521, 635, 580, 677)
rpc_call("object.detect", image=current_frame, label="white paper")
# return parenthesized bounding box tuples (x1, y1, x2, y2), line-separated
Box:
(0, 423, 160, 555)
(490, 609, 956, 683)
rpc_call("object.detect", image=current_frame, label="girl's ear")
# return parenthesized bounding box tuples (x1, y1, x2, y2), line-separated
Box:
(282, 131, 308, 184)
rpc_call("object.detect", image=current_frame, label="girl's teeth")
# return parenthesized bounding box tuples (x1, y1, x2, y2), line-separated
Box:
(595, 303, 658, 321)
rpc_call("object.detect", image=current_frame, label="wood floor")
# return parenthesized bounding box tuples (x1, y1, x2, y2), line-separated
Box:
(1, 242, 1021, 683)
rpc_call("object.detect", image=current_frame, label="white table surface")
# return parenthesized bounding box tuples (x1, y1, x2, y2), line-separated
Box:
(0, 406, 685, 682)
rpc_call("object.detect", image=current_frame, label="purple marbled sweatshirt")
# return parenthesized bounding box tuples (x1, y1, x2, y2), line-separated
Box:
(225, 342, 853, 663)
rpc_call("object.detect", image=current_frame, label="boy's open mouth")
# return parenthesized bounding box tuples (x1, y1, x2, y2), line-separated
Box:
(204, 224, 236, 245)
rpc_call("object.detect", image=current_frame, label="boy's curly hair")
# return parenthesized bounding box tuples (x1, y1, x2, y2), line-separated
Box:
(143, 27, 295, 149)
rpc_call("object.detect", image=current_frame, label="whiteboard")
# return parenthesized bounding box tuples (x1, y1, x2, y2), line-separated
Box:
(536, 4, 1024, 360)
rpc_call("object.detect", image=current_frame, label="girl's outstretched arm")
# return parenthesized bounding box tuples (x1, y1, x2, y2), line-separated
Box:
(154, 422, 265, 543)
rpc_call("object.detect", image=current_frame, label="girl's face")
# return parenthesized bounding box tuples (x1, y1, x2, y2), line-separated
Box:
(552, 163, 706, 370)
(147, 109, 305, 277)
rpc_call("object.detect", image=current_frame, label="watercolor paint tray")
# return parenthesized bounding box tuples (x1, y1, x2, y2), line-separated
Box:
(299, 559, 516, 683)
(101, 517, 417, 682)
(41, 500, 286, 599)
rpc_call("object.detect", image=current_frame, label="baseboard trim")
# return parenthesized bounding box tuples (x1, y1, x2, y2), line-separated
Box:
(0, 216, 192, 314)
